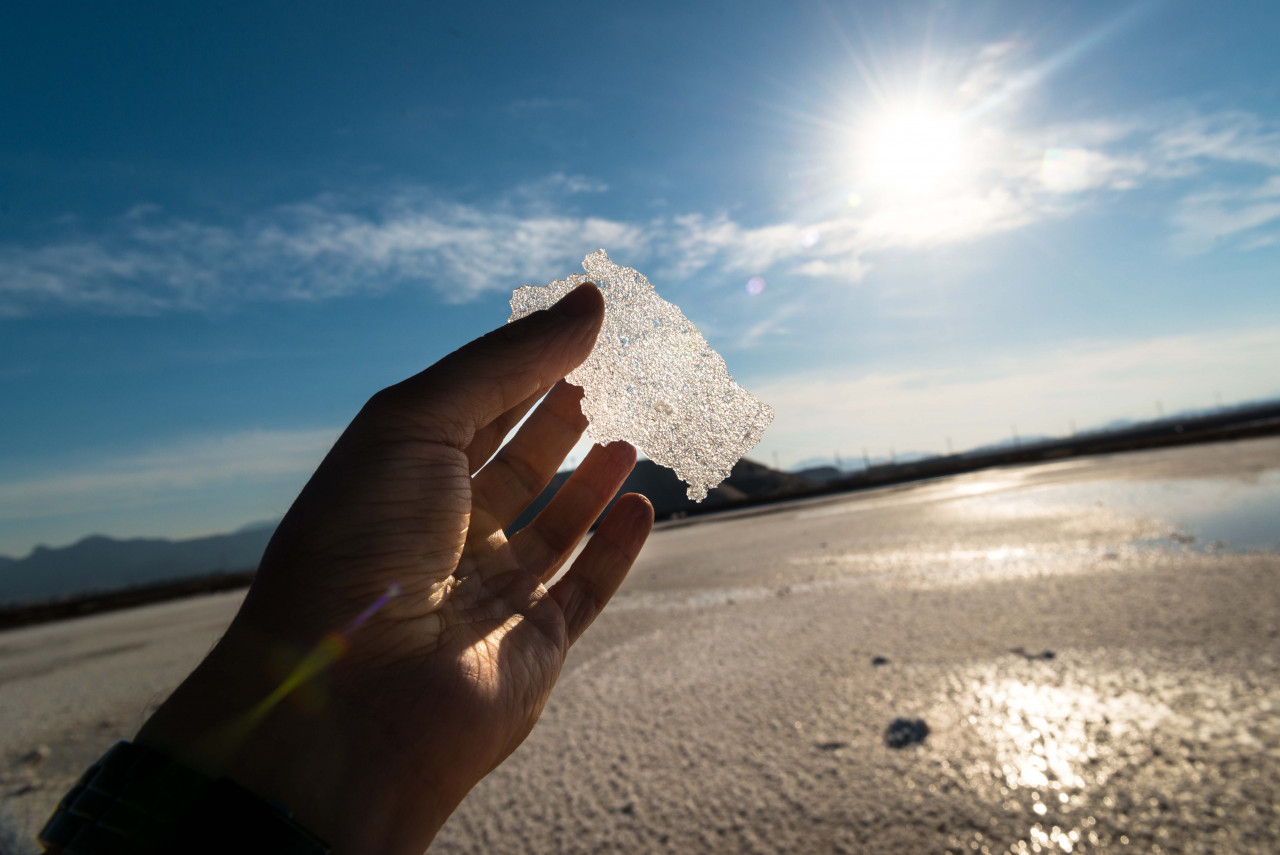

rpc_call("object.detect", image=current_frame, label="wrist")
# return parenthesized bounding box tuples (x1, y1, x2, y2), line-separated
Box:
(135, 620, 453, 854)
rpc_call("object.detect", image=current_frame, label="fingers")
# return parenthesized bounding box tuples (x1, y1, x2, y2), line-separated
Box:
(508, 441, 637, 580)
(548, 493, 653, 646)
(369, 283, 604, 449)
(464, 383, 550, 474)
(471, 381, 589, 531)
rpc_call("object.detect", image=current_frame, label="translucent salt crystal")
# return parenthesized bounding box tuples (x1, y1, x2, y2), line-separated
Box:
(510, 249, 774, 501)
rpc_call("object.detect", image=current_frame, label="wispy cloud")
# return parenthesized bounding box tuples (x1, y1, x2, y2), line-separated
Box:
(3, 40, 1278, 316)
(0, 190, 648, 314)
(0, 428, 338, 523)
(511, 172, 610, 199)
(1153, 111, 1280, 171)
(1171, 176, 1280, 254)
(752, 325, 1280, 466)
(254, 195, 646, 303)
(1145, 111, 1280, 253)
(733, 302, 804, 351)
(2, 187, 1033, 316)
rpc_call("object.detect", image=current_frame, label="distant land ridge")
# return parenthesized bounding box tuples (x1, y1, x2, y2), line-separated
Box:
(3, 396, 1278, 626)
(0, 525, 277, 607)
(0, 459, 808, 611)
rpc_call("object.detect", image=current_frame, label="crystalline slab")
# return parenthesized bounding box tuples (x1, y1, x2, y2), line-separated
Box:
(510, 249, 774, 501)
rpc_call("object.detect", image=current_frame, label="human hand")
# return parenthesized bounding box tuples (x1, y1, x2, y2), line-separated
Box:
(135, 283, 653, 854)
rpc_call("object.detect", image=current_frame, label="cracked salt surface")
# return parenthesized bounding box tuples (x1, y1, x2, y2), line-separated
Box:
(510, 250, 773, 501)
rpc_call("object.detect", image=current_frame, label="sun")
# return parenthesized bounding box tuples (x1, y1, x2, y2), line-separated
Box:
(859, 107, 971, 196)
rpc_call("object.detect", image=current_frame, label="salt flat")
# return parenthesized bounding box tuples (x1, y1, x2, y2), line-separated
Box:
(4, 437, 1280, 853)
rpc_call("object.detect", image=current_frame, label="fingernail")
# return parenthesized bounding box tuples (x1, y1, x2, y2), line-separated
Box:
(552, 282, 599, 318)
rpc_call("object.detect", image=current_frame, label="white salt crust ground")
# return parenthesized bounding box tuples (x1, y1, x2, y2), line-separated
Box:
(3, 437, 1280, 853)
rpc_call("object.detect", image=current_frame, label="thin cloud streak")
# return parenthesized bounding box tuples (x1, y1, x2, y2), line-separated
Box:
(753, 325, 1280, 467)
(0, 428, 339, 523)
(1171, 176, 1280, 254)
(1153, 111, 1280, 171)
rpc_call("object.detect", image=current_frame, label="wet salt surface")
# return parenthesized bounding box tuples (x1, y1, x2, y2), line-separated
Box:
(1007, 470, 1280, 553)
(622, 451, 1280, 609)
(793, 455, 1280, 554)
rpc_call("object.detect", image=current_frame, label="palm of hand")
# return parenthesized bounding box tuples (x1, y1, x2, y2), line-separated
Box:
(241, 378, 646, 835)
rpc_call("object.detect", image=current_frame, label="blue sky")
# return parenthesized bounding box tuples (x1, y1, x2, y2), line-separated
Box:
(2, 0, 1279, 558)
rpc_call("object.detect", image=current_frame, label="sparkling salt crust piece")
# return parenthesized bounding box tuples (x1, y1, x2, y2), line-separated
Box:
(510, 250, 774, 501)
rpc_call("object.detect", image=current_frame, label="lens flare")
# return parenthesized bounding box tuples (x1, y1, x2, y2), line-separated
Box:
(1041, 148, 1092, 192)
(745, 276, 766, 296)
(192, 584, 402, 763)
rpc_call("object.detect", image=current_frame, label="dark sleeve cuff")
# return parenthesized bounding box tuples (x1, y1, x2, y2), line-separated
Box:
(39, 741, 331, 855)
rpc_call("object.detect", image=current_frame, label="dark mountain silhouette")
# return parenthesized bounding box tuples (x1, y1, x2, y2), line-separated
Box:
(794, 465, 843, 483)
(509, 457, 817, 532)
(961, 435, 1057, 457)
(791, 451, 934, 477)
(0, 525, 277, 607)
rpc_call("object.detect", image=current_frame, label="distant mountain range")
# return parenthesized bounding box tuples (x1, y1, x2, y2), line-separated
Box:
(0, 525, 277, 607)
(1, 459, 812, 608)
(793, 465, 844, 483)
(790, 451, 935, 482)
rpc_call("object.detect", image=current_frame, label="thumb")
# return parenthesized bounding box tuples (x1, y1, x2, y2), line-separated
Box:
(369, 283, 604, 448)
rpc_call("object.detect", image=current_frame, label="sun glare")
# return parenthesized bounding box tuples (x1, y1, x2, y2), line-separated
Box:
(861, 107, 971, 196)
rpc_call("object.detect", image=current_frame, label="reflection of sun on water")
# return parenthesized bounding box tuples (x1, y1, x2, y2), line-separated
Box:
(940, 656, 1280, 854)
(963, 675, 1172, 853)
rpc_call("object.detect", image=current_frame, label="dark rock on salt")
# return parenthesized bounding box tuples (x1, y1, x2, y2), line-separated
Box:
(22, 745, 51, 766)
(884, 717, 929, 749)
(871, 655, 890, 666)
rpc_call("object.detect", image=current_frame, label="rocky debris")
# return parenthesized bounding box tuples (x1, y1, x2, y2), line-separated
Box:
(1011, 647, 1055, 661)
(814, 741, 847, 752)
(20, 746, 50, 767)
(871, 655, 890, 667)
(884, 717, 930, 749)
